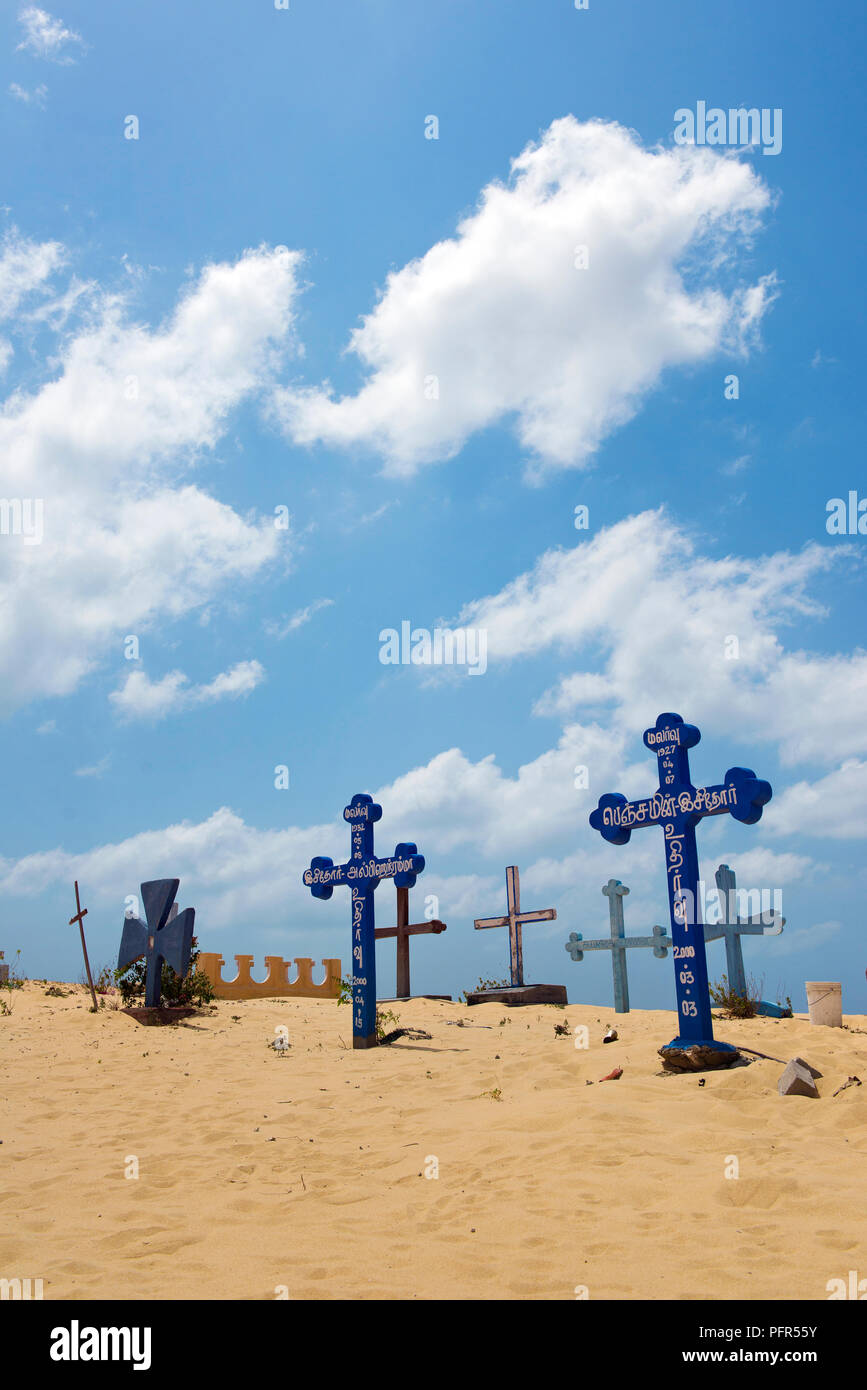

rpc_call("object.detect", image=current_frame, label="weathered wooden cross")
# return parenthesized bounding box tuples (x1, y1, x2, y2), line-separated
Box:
(474, 865, 556, 987)
(117, 879, 195, 1009)
(69, 880, 98, 1011)
(564, 878, 669, 1013)
(589, 712, 772, 1053)
(704, 862, 786, 1016)
(303, 794, 426, 1048)
(375, 884, 446, 999)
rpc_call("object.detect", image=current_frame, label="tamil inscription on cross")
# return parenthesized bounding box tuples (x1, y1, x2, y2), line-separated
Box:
(117, 879, 195, 1009)
(564, 878, 669, 1013)
(589, 713, 772, 1052)
(303, 794, 425, 1048)
(704, 862, 787, 1017)
(375, 884, 447, 1000)
(474, 865, 557, 987)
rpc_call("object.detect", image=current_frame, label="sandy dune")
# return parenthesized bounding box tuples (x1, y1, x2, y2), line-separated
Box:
(2, 982, 865, 1300)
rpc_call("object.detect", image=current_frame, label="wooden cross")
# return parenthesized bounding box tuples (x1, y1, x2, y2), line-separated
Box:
(69, 880, 98, 1012)
(474, 865, 556, 987)
(564, 878, 669, 1013)
(375, 884, 446, 998)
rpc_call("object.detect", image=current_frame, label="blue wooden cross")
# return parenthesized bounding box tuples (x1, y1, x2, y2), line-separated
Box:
(117, 879, 195, 1008)
(704, 862, 787, 1017)
(589, 713, 772, 1053)
(564, 878, 669, 1013)
(303, 793, 425, 1049)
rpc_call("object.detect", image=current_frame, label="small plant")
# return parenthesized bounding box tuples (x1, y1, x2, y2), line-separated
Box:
(1, 949, 25, 990)
(89, 964, 117, 996)
(375, 1007, 400, 1041)
(44, 985, 72, 998)
(114, 935, 214, 1008)
(709, 973, 758, 1019)
(461, 976, 510, 1002)
(479, 1087, 502, 1101)
(553, 1022, 570, 1037)
(335, 975, 354, 1007)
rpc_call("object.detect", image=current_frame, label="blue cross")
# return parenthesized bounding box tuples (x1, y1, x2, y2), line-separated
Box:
(589, 713, 772, 1052)
(565, 878, 669, 1013)
(117, 879, 195, 1009)
(303, 793, 425, 1049)
(704, 862, 786, 1016)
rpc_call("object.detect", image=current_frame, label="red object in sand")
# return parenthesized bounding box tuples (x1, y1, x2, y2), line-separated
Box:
(600, 1067, 623, 1081)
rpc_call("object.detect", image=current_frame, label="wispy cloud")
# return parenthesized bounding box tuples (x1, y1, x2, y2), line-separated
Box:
(265, 598, 334, 639)
(9, 81, 47, 106)
(75, 754, 110, 779)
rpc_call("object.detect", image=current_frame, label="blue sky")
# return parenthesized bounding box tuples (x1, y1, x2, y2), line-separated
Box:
(1, 0, 865, 1014)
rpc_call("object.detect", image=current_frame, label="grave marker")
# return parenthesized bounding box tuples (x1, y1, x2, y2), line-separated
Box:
(69, 880, 98, 1012)
(704, 862, 787, 1017)
(303, 793, 426, 1048)
(375, 884, 449, 1000)
(565, 878, 669, 1012)
(470, 866, 566, 1006)
(589, 712, 772, 1055)
(117, 879, 195, 1009)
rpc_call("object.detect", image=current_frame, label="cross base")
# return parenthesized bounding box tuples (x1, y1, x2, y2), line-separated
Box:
(378, 994, 453, 1003)
(120, 1006, 199, 1027)
(660, 1039, 740, 1071)
(755, 1000, 792, 1018)
(353, 1033, 379, 1050)
(466, 984, 568, 1007)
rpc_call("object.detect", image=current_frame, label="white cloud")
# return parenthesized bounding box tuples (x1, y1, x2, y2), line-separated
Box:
(0, 242, 303, 715)
(767, 761, 867, 840)
(452, 510, 865, 771)
(272, 116, 775, 478)
(8, 81, 47, 106)
(110, 660, 266, 722)
(0, 227, 65, 320)
(16, 7, 84, 63)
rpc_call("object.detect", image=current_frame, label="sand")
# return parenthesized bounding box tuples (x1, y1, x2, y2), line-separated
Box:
(2, 981, 865, 1301)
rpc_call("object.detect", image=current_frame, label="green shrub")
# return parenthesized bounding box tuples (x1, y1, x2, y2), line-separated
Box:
(114, 935, 214, 1008)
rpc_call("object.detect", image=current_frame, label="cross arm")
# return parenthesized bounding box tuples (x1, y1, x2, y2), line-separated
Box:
(516, 908, 556, 924)
(303, 856, 351, 899)
(375, 920, 446, 939)
(474, 915, 508, 930)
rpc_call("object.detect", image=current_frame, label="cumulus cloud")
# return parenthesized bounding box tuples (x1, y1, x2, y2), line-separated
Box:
(448, 509, 863, 770)
(110, 660, 266, 721)
(16, 7, 84, 63)
(0, 241, 303, 714)
(272, 116, 775, 478)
